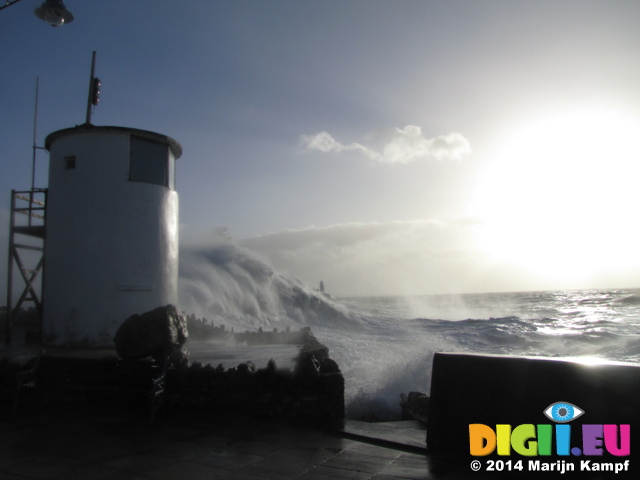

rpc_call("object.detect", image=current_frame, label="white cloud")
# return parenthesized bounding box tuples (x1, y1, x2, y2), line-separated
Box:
(242, 217, 640, 298)
(177, 218, 640, 322)
(300, 125, 471, 164)
(242, 218, 520, 297)
(299, 131, 378, 159)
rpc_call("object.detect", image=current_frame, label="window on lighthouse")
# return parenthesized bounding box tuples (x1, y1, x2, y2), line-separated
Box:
(129, 136, 173, 188)
(64, 155, 76, 170)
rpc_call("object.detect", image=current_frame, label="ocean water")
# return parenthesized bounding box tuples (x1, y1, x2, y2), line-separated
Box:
(179, 237, 640, 420)
(318, 289, 640, 419)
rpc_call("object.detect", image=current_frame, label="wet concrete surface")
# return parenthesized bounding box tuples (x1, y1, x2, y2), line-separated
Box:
(0, 337, 474, 479)
(0, 403, 462, 480)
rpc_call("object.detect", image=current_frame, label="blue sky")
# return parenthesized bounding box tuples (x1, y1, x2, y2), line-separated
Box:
(2, 1, 640, 296)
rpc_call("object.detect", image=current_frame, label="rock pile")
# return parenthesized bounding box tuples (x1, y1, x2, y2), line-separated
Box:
(401, 391, 430, 425)
(114, 305, 189, 366)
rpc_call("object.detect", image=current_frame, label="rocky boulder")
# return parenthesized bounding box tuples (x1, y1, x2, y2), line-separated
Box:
(114, 305, 188, 365)
(400, 391, 429, 424)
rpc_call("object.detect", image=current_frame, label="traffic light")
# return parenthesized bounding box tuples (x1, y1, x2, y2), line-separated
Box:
(91, 77, 101, 105)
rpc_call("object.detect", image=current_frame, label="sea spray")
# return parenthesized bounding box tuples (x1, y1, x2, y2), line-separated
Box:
(179, 234, 359, 330)
(178, 235, 640, 419)
(178, 234, 442, 419)
(314, 314, 456, 420)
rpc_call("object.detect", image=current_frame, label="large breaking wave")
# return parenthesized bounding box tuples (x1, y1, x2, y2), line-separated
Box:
(178, 234, 359, 331)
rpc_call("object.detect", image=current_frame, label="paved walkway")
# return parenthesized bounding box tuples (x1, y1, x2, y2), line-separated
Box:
(0, 340, 482, 479)
(0, 401, 475, 480)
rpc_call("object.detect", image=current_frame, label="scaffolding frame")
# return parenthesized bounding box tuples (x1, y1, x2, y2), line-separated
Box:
(5, 189, 47, 345)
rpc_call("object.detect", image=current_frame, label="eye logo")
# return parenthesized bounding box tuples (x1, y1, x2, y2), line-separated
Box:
(543, 402, 584, 423)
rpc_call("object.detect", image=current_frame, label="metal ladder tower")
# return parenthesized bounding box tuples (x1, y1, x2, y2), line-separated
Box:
(4, 188, 47, 345)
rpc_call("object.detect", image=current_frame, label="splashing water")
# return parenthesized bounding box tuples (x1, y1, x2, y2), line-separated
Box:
(179, 235, 640, 420)
(179, 234, 359, 330)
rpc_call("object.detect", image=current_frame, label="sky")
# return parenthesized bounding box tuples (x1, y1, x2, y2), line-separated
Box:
(2, 0, 640, 298)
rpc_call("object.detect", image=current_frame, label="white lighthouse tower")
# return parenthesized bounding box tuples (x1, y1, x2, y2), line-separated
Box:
(42, 125, 182, 346)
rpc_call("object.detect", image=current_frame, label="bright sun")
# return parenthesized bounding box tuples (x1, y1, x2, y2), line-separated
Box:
(473, 109, 640, 284)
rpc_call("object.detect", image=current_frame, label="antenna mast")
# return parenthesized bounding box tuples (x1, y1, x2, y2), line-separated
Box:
(31, 76, 39, 191)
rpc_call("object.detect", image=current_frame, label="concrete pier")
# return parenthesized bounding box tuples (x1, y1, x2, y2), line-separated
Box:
(1, 406, 456, 480)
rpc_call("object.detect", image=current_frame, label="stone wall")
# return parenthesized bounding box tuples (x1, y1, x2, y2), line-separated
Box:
(167, 329, 345, 422)
(0, 328, 344, 423)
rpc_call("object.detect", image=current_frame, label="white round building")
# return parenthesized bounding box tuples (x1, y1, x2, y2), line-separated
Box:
(42, 125, 183, 347)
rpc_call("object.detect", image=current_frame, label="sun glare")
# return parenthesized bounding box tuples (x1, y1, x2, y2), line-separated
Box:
(565, 356, 616, 367)
(473, 110, 640, 283)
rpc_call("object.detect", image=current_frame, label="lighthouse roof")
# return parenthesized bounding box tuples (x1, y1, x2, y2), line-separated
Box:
(45, 124, 182, 159)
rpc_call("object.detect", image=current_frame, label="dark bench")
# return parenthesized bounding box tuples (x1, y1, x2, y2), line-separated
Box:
(34, 354, 169, 425)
